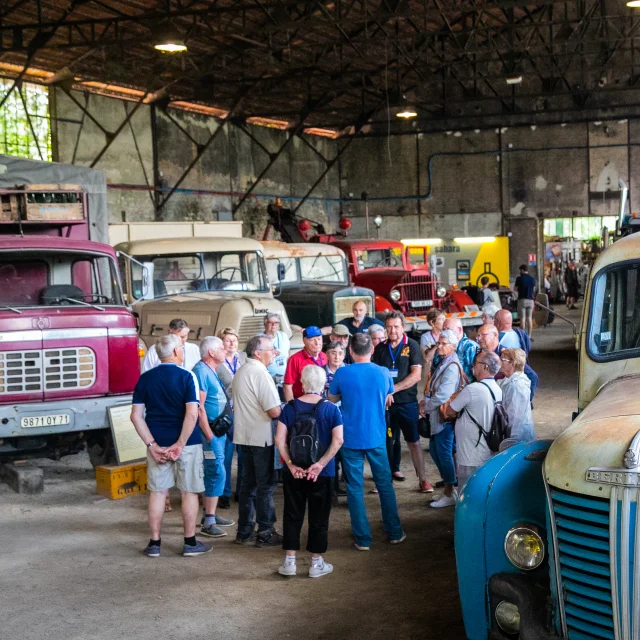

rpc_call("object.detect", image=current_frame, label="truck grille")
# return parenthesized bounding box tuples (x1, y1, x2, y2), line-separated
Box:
(238, 316, 266, 344)
(395, 273, 437, 312)
(550, 488, 615, 640)
(0, 347, 96, 394)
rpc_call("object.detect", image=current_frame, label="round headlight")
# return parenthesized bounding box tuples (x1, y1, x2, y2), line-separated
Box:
(389, 289, 401, 302)
(495, 601, 520, 635)
(436, 285, 447, 298)
(504, 525, 545, 570)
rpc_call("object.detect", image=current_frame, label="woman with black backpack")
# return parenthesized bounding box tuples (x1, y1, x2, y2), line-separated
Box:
(274, 365, 344, 579)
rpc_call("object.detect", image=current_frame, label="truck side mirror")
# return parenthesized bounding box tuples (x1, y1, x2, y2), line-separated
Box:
(277, 262, 286, 281)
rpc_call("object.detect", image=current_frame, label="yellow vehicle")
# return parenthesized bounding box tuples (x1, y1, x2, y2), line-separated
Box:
(455, 231, 640, 640)
(115, 236, 298, 352)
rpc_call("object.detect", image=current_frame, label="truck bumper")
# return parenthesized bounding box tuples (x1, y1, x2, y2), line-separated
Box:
(488, 573, 560, 640)
(0, 395, 133, 439)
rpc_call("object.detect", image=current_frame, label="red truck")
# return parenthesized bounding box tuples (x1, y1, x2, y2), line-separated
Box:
(0, 179, 140, 466)
(312, 236, 482, 332)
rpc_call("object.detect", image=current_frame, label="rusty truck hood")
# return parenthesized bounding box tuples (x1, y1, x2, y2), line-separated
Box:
(545, 376, 640, 498)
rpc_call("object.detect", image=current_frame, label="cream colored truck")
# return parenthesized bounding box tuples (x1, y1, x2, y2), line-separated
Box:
(115, 236, 301, 355)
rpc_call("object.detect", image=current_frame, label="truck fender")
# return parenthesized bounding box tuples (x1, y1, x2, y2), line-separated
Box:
(454, 439, 553, 640)
(374, 295, 393, 314)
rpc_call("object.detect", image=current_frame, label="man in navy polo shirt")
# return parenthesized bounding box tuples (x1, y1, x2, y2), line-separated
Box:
(131, 334, 212, 559)
(283, 326, 328, 401)
(373, 311, 434, 493)
(338, 300, 384, 335)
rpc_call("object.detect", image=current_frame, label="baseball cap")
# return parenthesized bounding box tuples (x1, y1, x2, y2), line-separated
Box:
(303, 326, 322, 339)
(331, 324, 350, 337)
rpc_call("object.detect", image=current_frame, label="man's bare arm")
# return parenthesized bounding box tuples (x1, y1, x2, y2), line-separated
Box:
(392, 365, 422, 394)
(283, 384, 294, 402)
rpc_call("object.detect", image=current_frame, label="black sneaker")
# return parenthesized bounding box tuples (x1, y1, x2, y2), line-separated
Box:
(255, 531, 283, 548)
(234, 533, 257, 545)
(218, 497, 231, 509)
(336, 485, 347, 497)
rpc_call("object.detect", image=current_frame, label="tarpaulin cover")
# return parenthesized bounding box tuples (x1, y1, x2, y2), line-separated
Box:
(0, 155, 108, 243)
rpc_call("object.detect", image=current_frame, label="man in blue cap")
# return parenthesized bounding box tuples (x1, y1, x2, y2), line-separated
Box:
(283, 326, 328, 401)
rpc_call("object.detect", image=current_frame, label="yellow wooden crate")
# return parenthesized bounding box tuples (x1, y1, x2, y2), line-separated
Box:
(95, 462, 148, 500)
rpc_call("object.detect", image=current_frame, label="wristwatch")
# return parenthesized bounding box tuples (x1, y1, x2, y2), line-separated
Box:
(146, 440, 156, 448)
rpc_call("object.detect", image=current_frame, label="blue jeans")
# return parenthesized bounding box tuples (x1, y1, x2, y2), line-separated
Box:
(430, 424, 456, 485)
(223, 438, 243, 498)
(202, 434, 226, 498)
(237, 445, 277, 539)
(341, 445, 403, 547)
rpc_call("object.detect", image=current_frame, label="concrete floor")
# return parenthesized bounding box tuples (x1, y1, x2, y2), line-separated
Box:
(0, 308, 581, 640)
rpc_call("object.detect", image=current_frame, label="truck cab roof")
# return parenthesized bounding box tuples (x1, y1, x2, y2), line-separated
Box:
(0, 235, 116, 256)
(116, 236, 265, 255)
(315, 237, 404, 251)
(261, 241, 347, 259)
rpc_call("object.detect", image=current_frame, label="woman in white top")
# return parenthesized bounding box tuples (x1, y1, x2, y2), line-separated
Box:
(420, 308, 446, 365)
(497, 348, 536, 446)
(263, 313, 290, 383)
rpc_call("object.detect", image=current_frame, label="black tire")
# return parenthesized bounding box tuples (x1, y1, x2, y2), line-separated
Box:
(86, 429, 116, 468)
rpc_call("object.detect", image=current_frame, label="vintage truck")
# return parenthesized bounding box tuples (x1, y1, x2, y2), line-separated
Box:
(115, 236, 299, 355)
(455, 230, 640, 639)
(311, 236, 482, 332)
(0, 158, 139, 466)
(262, 241, 375, 329)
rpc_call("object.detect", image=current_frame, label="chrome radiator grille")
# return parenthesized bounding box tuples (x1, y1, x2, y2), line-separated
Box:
(238, 316, 267, 343)
(0, 347, 96, 394)
(551, 488, 614, 639)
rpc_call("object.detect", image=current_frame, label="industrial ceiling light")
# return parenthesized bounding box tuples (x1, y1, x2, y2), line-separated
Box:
(153, 24, 187, 53)
(505, 75, 523, 85)
(454, 236, 496, 244)
(396, 106, 418, 119)
(627, 0, 640, 6)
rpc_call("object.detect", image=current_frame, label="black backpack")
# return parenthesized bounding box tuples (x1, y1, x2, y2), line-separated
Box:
(287, 399, 327, 469)
(466, 381, 511, 452)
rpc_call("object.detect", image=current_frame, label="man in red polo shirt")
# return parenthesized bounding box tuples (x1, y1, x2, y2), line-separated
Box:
(283, 326, 328, 401)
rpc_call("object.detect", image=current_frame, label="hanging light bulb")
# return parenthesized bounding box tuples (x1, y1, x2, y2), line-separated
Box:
(153, 24, 187, 53)
(396, 106, 418, 119)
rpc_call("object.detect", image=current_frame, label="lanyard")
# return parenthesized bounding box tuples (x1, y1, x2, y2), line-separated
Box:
(225, 355, 238, 375)
(387, 335, 406, 369)
(307, 350, 323, 367)
(202, 361, 228, 400)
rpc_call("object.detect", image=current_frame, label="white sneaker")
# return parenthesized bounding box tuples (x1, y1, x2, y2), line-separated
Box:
(430, 493, 458, 508)
(309, 561, 333, 578)
(278, 562, 297, 576)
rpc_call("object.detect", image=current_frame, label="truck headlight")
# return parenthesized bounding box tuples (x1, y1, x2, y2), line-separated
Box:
(504, 525, 545, 570)
(389, 289, 401, 302)
(436, 285, 447, 298)
(495, 601, 520, 635)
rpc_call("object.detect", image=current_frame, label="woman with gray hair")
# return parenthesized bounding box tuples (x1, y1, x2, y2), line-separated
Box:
(421, 329, 465, 508)
(264, 313, 290, 386)
(275, 365, 344, 579)
(497, 348, 535, 446)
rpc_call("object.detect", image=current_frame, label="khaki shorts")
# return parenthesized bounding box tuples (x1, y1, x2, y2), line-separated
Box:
(147, 444, 205, 494)
(517, 298, 534, 320)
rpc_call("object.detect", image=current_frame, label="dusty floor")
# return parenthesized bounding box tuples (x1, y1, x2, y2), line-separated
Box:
(0, 308, 581, 640)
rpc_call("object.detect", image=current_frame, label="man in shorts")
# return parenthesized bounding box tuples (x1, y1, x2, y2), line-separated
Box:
(131, 334, 212, 558)
(514, 264, 536, 338)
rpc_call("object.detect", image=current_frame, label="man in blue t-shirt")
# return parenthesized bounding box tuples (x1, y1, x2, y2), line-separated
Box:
(337, 300, 384, 335)
(328, 332, 405, 550)
(131, 334, 211, 559)
(192, 336, 236, 539)
(514, 264, 537, 339)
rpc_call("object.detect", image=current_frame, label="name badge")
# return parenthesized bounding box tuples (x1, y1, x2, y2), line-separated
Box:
(390, 369, 399, 378)
(275, 357, 285, 367)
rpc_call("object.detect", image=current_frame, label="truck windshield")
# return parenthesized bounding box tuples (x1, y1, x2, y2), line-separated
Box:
(588, 261, 640, 360)
(0, 251, 123, 308)
(355, 248, 402, 270)
(146, 251, 268, 295)
(300, 255, 347, 283)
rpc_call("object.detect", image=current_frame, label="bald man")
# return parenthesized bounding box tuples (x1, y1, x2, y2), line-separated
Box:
(494, 309, 531, 355)
(338, 300, 384, 335)
(430, 317, 479, 383)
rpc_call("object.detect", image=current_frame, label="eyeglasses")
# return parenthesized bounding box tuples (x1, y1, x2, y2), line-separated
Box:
(473, 360, 489, 368)
(500, 357, 512, 363)
(257, 347, 275, 352)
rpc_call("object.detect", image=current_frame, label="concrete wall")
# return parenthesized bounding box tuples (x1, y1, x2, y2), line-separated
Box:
(51, 88, 341, 238)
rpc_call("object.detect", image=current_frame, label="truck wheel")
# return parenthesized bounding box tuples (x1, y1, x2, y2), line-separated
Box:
(86, 430, 116, 468)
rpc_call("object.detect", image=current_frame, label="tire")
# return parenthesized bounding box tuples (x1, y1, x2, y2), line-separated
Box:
(86, 429, 116, 468)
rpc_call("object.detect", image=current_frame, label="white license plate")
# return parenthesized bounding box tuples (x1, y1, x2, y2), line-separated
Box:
(412, 300, 433, 308)
(20, 414, 70, 428)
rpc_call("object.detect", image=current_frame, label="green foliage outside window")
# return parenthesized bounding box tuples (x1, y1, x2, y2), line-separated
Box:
(0, 79, 52, 161)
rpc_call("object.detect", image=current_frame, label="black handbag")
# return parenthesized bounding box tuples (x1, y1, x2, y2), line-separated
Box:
(417, 415, 431, 439)
(209, 384, 233, 437)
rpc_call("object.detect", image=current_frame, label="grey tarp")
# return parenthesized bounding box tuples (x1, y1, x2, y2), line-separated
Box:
(0, 155, 108, 243)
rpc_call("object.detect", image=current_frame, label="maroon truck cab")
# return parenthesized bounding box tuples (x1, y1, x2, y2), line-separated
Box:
(0, 183, 139, 464)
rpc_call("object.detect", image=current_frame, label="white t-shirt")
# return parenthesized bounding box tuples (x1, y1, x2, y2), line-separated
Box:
(499, 329, 521, 349)
(450, 378, 503, 467)
(141, 341, 201, 373)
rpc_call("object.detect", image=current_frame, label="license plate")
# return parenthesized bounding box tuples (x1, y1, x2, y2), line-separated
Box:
(20, 414, 70, 428)
(412, 300, 433, 308)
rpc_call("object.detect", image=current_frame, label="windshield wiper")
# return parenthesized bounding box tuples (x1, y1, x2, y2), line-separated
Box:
(0, 304, 22, 314)
(63, 297, 105, 312)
